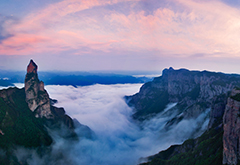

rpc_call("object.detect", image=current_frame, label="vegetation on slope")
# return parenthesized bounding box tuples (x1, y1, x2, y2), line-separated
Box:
(143, 127, 223, 165)
(230, 93, 240, 102)
(0, 87, 52, 164)
(131, 89, 169, 120)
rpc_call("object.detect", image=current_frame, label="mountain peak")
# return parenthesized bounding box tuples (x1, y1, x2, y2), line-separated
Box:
(24, 59, 75, 128)
(25, 59, 54, 118)
(169, 67, 174, 70)
(27, 59, 38, 73)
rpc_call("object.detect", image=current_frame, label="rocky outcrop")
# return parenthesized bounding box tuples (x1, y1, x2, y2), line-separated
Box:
(24, 59, 75, 129)
(142, 87, 240, 165)
(128, 68, 240, 164)
(142, 91, 228, 164)
(207, 94, 228, 129)
(25, 59, 54, 119)
(0, 87, 53, 150)
(140, 77, 230, 165)
(223, 88, 240, 165)
(0, 59, 95, 164)
(127, 68, 240, 121)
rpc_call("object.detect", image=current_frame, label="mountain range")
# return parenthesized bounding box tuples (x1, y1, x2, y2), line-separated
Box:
(0, 70, 151, 87)
(1, 60, 240, 164)
(127, 67, 240, 165)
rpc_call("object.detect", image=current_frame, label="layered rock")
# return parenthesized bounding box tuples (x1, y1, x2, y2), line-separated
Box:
(139, 69, 232, 165)
(0, 59, 95, 164)
(128, 67, 240, 164)
(207, 93, 228, 129)
(142, 91, 228, 165)
(25, 59, 54, 119)
(127, 68, 240, 121)
(24, 60, 74, 129)
(143, 87, 240, 165)
(127, 68, 240, 165)
(223, 88, 240, 165)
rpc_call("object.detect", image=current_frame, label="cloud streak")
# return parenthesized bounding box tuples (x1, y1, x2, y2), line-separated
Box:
(1, 0, 240, 58)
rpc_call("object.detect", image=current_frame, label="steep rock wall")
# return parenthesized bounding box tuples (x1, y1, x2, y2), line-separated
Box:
(24, 60, 75, 129)
(127, 68, 240, 120)
(25, 60, 54, 119)
(223, 88, 240, 165)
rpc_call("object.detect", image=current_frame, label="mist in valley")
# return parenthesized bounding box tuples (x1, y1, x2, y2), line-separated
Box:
(12, 84, 209, 165)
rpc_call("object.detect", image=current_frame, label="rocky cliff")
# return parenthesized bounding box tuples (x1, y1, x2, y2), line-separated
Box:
(0, 59, 94, 164)
(0, 59, 81, 147)
(25, 60, 54, 119)
(223, 88, 240, 165)
(0, 87, 53, 164)
(24, 60, 74, 129)
(136, 68, 237, 165)
(142, 87, 240, 165)
(127, 67, 240, 123)
(133, 68, 240, 165)
(141, 94, 226, 165)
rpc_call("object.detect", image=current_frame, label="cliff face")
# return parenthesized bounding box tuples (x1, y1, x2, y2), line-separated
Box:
(0, 60, 78, 164)
(146, 88, 240, 165)
(140, 69, 235, 165)
(0, 59, 78, 149)
(142, 127, 223, 165)
(223, 88, 240, 165)
(24, 60, 74, 129)
(141, 90, 227, 165)
(208, 93, 228, 129)
(135, 67, 240, 165)
(0, 87, 53, 150)
(25, 60, 54, 119)
(127, 68, 240, 121)
(0, 60, 95, 164)
(128, 68, 240, 165)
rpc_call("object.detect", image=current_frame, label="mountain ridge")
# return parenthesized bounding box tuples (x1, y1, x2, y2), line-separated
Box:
(1, 63, 240, 164)
(0, 70, 150, 87)
(127, 67, 240, 165)
(127, 67, 240, 121)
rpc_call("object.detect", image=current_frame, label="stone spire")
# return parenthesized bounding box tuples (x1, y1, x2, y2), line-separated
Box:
(27, 59, 38, 73)
(24, 59, 54, 119)
(24, 59, 75, 129)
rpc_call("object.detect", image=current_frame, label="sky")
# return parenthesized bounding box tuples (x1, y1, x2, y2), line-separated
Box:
(1, 0, 240, 73)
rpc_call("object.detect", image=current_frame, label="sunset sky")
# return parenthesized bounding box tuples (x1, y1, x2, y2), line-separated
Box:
(1, 0, 240, 73)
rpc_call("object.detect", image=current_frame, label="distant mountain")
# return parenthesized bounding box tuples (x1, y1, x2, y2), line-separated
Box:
(0, 70, 152, 87)
(39, 73, 145, 86)
(0, 79, 13, 87)
(127, 67, 240, 165)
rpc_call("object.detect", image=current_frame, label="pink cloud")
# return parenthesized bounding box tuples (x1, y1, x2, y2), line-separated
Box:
(1, 0, 142, 55)
(103, 0, 240, 56)
(1, 0, 240, 58)
(0, 34, 48, 55)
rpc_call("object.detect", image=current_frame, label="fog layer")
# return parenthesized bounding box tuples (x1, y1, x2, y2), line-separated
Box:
(15, 84, 209, 165)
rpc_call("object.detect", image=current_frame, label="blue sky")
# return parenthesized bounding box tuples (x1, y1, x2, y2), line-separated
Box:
(1, 0, 240, 73)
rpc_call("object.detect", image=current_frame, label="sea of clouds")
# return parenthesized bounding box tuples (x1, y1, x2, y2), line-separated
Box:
(12, 83, 209, 165)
